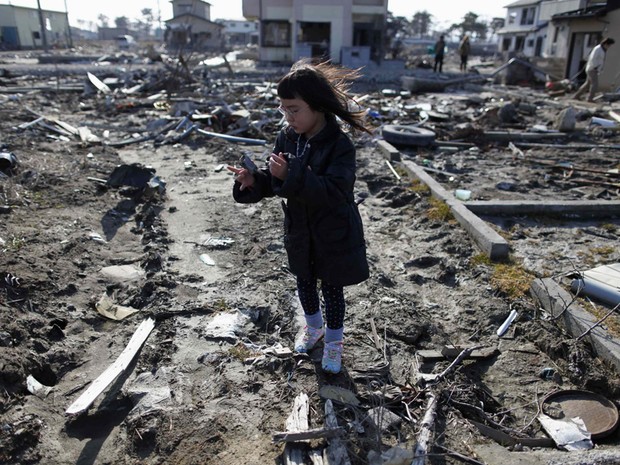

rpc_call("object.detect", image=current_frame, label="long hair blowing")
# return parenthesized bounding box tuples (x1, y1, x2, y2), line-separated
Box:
(277, 59, 371, 134)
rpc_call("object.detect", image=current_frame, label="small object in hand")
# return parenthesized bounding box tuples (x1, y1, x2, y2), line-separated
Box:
(240, 154, 258, 175)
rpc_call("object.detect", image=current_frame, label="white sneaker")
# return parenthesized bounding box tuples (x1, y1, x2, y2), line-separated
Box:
(322, 340, 343, 374)
(295, 326, 324, 353)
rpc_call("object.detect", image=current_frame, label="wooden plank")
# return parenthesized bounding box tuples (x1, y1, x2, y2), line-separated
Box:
(369, 317, 382, 350)
(283, 393, 309, 465)
(308, 450, 325, 465)
(609, 110, 620, 124)
(87, 72, 112, 94)
(412, 392, 438, 465)
(65, 318, 155, 415)
(324, 399, 351, 465)
(286, 392, 309, 432)
(417, 346, 498, 362)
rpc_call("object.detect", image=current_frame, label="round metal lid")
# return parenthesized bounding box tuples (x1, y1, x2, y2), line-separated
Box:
(540, 389, 619, 439)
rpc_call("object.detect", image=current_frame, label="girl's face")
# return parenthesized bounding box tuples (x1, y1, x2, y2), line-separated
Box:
(278, 97, 325, 138)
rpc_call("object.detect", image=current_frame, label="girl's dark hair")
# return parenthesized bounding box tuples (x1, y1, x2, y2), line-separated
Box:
(601, 37, 615, 46)
(277, 59, 371, 134)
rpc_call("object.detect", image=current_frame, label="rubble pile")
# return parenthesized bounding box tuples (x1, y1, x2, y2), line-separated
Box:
(1, 46, 620, 465)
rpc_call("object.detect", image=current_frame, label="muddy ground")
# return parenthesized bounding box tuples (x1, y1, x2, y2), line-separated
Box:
(1, 47, 620, 465)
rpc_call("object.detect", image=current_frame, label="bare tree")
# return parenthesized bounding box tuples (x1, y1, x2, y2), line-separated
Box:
(451, 12, 488, 40)
(412, 11, 432, 38)
(97, 14, 109, 28)
(140, 8, 155, 36)
(115, 16, 129, 29)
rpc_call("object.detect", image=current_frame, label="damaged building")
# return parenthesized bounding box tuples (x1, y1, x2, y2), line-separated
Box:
(165, 0, 225, 51)
(0, 3, 71, 50)
(242, 0, 387, 66)
(498, 0, 620, 91)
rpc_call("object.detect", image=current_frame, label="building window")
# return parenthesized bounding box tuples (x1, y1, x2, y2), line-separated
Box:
(553, 27, 559, 43)
(527, 39, 534, 47)
(502, 37, 511, 51)
(262, 20, 290, 47)
(508, 12, 517, 25)
(520, 7, 535, 25)
(515, 36, 525, 50)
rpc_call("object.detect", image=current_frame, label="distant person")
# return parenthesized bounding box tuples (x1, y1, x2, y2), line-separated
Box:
(434, 35, 446, 73)
(458, 35, 471, 72)
(390, 36, 403, 59)
(574, 37, 615, 102)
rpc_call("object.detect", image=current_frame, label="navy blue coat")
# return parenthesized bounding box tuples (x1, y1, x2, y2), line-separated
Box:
(232, 116, 369, 286)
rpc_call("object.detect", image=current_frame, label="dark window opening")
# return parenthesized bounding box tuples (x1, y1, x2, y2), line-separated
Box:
(262, 20, 290, 47)
(298, 22, 330, 59)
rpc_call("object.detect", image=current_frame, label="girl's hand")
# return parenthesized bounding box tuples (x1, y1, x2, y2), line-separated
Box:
(269, 153, 289, 181)
(227, 165, 255, 191)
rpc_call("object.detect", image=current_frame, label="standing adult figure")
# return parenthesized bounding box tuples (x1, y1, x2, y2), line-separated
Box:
(458, 35, 471, 72)
(574, 37, 615, 102)
(227, 59, 371, 374)
(434, 35, 446, 73)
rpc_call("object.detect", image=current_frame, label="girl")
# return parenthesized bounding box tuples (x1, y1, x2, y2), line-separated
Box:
(227, 59, 370, 374)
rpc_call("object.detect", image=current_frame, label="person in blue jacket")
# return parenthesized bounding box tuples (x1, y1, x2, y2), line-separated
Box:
(227, 59, 370, 374)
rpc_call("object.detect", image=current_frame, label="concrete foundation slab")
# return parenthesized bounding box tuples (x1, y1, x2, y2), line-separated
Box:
(399, 158, 509, 260)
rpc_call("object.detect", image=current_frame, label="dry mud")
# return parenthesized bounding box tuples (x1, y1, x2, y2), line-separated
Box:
(1, 52, 620, 465)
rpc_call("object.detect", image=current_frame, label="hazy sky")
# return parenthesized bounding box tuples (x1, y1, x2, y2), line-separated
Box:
(0, 0, 506, 28)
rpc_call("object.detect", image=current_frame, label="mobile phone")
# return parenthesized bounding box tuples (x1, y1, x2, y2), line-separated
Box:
(240, 154, 258, 175)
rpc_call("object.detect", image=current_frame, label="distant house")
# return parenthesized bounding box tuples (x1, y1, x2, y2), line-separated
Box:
(219, 19, 259, 47)
(242, 0, 388, 66)
(0, 4, 70, 50)
(70, 26, 97, 41)
(498, 0, 620, 91)
(497, 0, 584, 57)
(549, 0, 620, 89)
(98, 27, 132, 41)
(165, 0, 225, 51)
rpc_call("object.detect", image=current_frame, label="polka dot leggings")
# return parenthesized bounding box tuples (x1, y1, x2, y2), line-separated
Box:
(296, 276, 345, 330)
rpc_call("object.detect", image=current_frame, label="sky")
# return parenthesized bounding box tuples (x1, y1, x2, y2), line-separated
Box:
(0, 0, 506, 29)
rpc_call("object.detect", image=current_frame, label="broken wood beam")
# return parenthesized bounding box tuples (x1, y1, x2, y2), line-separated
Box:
(412, 392, 438, 465)
(282, 393, 309, 465)
(609, 110, 620, 124)
(65, 317, 155, 415)
(324, 399, 351, 465)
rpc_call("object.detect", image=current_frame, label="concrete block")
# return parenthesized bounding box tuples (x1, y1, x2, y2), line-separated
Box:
(466, 200, 620, 219)
(531, 278, 620, 373)
(401, 160, 509, 261)
(376, 140, 401, 161)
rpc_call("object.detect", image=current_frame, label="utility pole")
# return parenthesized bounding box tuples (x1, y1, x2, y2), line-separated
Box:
(157, 0, 163, 35)
(36, 0, 49, 51)
(64, 0, 73, 48)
